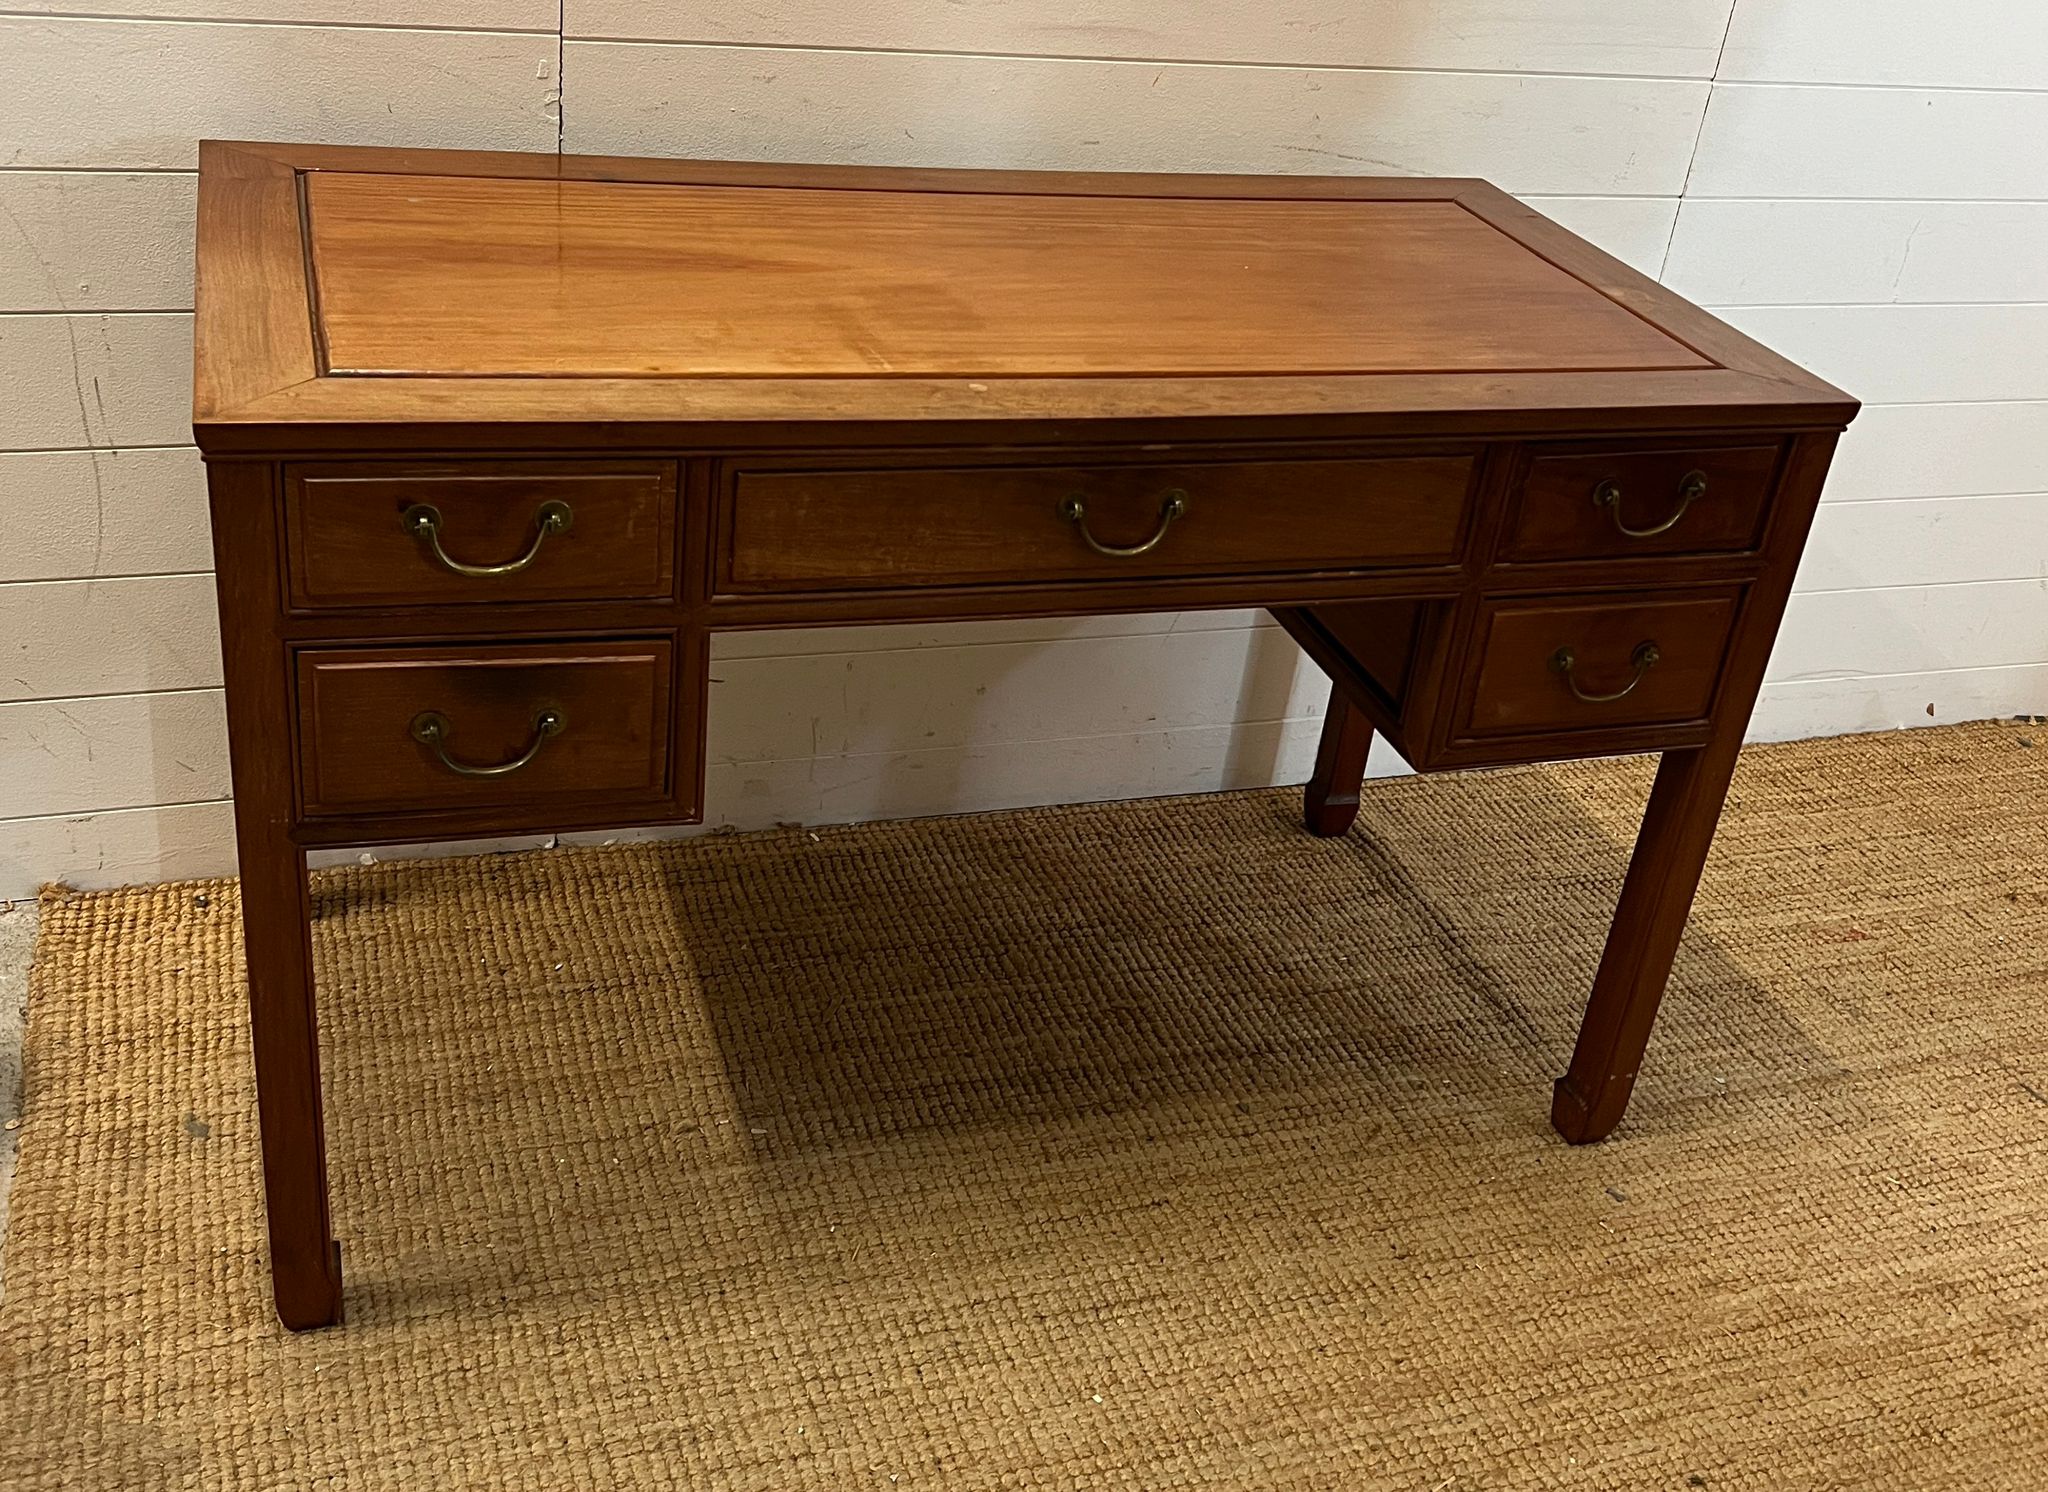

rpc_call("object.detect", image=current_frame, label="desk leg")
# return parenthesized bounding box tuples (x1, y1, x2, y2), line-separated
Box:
(211, 461, 343, 1329)
(237, 820, 344, 1329)
(1551, 728, 1744, 1144)
(1304, 683, 1374, 837)
(1551, 431, 1840, 1141)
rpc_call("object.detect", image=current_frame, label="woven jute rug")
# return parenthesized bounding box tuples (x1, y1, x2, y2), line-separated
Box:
(2, 721, 2044, 1489)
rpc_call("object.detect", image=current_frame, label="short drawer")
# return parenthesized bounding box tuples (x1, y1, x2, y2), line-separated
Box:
(284, 462, 677, 608)
(1455, 589, 1740, 741)
(1502, 442, 1782, 563)
(296, 639, 673, 817)
(720, 451, 1477, 592)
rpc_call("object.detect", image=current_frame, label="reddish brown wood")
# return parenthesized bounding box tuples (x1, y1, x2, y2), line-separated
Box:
(1270, 597, 1428, 782)
(1304, 686, 1375, 837)
(297, 639, 674, 817)
(1453, 183, 1836, 401)
(1552, 432, 1839, 1142)
(285, 461, 677, 608)
(192, 143, 1860, 1327)
(708, 563, 1470, 631)
(208, 460, 343, 1330)
(191, 142, 317, 424)
(304, 172, 1705, 380)
(1458, 589, 1741, 739)
(1399, 710, 1718, 774)
(1501, 440, 1783, 563)
(1302, 599, 1426, 710)
(191, 142, 1856, 456)
(722, 452, 1476, 593)
(1552, 735, 1746, 1143)
(1269, 604, 1422, 748)
(200, 384, 1861, 458)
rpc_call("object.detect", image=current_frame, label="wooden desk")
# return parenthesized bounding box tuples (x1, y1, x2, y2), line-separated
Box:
(193, 140, 1857, 1330)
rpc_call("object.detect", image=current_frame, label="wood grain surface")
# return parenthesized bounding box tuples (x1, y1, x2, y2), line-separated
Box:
(191, 143, 1856, 452)
(295, 639, 675, 818)
(304, 173, 1708, 380)
(191, 140, 1860, 1325)
(1458, 590, 1740, 739)
(1501, 441, 1782, 563)
(285, 460, 678, 608)
(722, 452, 1476, 592)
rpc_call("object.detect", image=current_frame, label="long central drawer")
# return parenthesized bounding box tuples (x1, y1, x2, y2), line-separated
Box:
(718, 451, 1479, 593)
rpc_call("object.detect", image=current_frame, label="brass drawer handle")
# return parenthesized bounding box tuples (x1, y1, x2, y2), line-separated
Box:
(1552, 641, 1660, 704)
(409, 707, 565, 777)
(403, 499, 573, 577)
(1060, 488, 1187, 558)
(1591, 469, 1707, 538)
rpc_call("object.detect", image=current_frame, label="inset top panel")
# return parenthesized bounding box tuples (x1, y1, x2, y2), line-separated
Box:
(302, 172, 1711, 381)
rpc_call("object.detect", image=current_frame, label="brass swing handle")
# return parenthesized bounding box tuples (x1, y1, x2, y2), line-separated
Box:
(409, 708, 565, 778)
(403, 500, 573, 577)
(1591, 469, 1708, 539)
(1060, 488, 1188, 558)
(1552, 642, 1661, 704)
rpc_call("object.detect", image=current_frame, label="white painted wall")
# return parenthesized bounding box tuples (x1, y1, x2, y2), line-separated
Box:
(2, 2, 2043, 896)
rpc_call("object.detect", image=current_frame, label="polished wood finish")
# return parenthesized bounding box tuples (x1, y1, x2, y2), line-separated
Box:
(1502, 441, 1783, 562)
(208, 460, 343, 1331)
(722, 452, 1476, 593)
(1276, 586, 1732, 775)
(1457, 590, 1740, 738)
(192, 143, 318, 426)
(195, 141, 1857, 1330)
(1553, 432, 1840, 1141)
(1304, 688, 1375, 838)
(1302, 598, 1428, 715)
(296, 640, 674, 818)
(285, 461, 677, 608)
(305, 174, 1707, 380)
(195, 142, 1853, 452)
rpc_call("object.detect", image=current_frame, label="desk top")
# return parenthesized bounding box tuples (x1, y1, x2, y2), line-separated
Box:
(303, 173, 1707, 381)
(193, 140, 1854, 452)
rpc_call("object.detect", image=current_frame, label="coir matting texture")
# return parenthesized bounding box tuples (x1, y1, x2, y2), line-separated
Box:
(2, 721, 2044, 1489)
